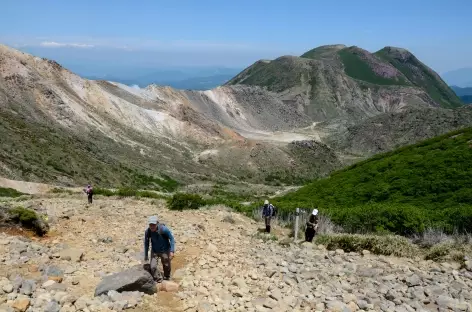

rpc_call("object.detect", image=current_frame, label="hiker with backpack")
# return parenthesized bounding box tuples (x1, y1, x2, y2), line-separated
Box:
(143, 216, 175, 282)
(83, 184, 93, 204)
(262, 200, 276, 233)
(305, 209, 319, 242)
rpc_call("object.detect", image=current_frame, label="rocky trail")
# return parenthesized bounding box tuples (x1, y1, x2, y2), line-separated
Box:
(1, 195, 471, 312)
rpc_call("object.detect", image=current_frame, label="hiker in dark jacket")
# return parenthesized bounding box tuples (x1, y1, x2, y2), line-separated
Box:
(83, 184, 93, 204)
(305, 209, 319, 242)
(262, 200, 274, 233)
(144, 216, 175, 281)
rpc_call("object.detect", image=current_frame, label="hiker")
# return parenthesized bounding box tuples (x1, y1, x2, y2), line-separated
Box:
(143, 216, 175, 282)
(83, 184, 93, 204)
(305, 209, 319, 242)
(262, 200, 274, 233)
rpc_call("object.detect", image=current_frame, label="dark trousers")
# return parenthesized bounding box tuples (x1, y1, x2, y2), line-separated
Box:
(305, 227, 315, 242)
(264, 216, 272, 233)
(87, 194, 93, 204)
(150, 252, 171, 280)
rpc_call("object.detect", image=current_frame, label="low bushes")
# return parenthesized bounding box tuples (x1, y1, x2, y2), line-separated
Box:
(0, 187, 27, 198)
(327, 203, 425, 236)
(167, 193, 205, 211)
(93, 187, 168, 199)
(315, 233, 419, 258)
(7, 206, 49, 236)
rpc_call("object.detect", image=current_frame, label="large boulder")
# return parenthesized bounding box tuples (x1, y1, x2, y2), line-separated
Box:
(94, 265, 156, 296)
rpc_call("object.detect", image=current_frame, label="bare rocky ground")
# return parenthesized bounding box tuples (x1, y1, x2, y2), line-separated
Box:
(1, 194, 472, 312)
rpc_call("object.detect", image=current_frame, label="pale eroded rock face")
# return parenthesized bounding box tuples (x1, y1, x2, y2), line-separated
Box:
(1, 44, 470, 187)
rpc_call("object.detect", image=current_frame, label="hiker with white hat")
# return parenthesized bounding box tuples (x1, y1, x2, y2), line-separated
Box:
(305, 208, 319, 242)
(262, 200, 275, 233)
(143, 215, 175, 282)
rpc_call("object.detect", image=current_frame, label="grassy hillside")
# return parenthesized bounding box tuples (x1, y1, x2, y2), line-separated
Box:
(300, 44, 346, 60)
(225, 57, 309, 93)
(0, 108, 181, 191)
(337, 48, 410, 86)
(375, 47, 463, 108)
(273, 127, 472, 234)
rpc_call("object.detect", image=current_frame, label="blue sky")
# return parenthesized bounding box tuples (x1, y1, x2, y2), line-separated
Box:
(1, 0, 471, 74)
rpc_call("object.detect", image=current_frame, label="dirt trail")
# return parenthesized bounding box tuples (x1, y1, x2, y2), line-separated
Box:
(3, 194, 470, 312)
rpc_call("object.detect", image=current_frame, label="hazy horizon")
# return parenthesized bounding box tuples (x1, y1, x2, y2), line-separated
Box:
(2, 0, 471, 79)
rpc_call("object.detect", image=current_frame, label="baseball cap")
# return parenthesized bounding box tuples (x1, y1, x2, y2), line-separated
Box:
(148, 216, 158, 224)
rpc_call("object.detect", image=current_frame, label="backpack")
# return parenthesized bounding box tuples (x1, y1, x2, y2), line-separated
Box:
(271, 205, 277, 217)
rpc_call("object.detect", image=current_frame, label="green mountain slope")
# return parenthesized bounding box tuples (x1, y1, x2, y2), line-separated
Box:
(273, 127, 472, 234)
(336, 46, 411, 86)
(300, 44, 346, 60)
(375, 47, 463, 108)
(226, 44, 462, 122)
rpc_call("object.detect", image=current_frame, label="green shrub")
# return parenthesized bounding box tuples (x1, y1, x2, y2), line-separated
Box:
(8, 206, 49, 236)
(338, 49, 409, 86)
(328, 203, 425, 235)
(93, 188, 116, 196)
(168, 193, 205, 211)
(9, 206, 38, 224)
(274, 127, 472, 234)
(0, 187, 27, 198)
(116, 188, 137, 197)
(315, 233, 418, 258)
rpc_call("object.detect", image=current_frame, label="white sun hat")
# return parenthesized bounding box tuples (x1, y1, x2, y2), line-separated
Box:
(312, 209, 319, 216)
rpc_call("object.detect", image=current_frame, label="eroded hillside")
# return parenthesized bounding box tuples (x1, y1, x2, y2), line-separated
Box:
(0, 43, 471, 189)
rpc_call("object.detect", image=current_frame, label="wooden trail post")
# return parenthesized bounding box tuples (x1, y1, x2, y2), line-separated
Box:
(294, 207, 300, 241)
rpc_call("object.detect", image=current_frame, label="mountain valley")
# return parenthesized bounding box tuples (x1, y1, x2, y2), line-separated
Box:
(0, 43, 471, 190)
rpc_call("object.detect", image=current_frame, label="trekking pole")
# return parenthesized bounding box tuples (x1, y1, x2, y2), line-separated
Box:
(294, 207, 300, 241)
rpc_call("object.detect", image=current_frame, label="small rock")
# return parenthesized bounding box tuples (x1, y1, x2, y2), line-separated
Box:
(12, 298, 30, 312)
(263, 298, 277, 309)
(405, 274, 421, 287)
(45, 266, 64, 278)
(42, 280, 56, 288)
(326, 300, 349, 312)
(74, 295, 88, 310)
(43, 301, 61, 312)
(19, 280, 35, 296)
(59, 248, 84, 262)
(269, 288, 282, 301)
(2, 284, 13, 294)
(158, 281, 179, 292)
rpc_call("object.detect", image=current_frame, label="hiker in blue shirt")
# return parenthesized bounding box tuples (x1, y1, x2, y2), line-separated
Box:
(262, 200, 275, 233)
(143, 216, 175, 281)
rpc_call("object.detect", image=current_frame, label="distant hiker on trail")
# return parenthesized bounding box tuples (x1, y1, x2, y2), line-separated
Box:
(83, 184, 93, 204)
(262, 200, 275, 233)
(305, 209, 319, 242)
(143, 216, 175, 282)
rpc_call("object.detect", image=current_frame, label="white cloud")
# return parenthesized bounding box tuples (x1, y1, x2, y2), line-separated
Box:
(40, 41, 94, 48)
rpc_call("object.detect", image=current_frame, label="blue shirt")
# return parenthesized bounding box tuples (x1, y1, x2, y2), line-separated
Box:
(262, 204, 274, 217)
(144, 225, 175, 259)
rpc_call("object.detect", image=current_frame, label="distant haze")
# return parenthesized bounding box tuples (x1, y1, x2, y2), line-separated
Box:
(442, 68, 472, 88)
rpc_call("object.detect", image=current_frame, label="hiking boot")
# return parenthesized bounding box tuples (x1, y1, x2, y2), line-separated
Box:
(163, 276, 170, 281)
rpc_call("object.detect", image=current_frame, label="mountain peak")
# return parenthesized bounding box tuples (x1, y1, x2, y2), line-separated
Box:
(376, 46, 415, 62)
(301, 44, 347, 59)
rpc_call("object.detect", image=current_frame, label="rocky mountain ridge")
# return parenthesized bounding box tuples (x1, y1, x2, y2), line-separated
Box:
(0, 43, 471, 189)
